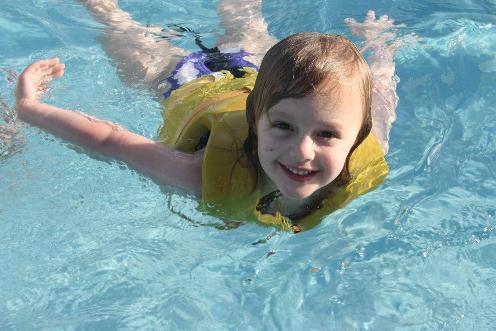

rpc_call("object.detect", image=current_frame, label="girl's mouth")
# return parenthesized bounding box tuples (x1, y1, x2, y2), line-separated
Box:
(279, 163, 318, 182)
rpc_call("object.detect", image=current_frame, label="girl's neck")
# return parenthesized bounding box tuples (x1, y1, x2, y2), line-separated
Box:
(258, 171, 328, 219)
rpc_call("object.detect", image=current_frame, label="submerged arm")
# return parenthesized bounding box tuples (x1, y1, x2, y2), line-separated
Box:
(346, 10, 403, 154)
(217, 0, 278, 66)
(16, 58, 202, 193)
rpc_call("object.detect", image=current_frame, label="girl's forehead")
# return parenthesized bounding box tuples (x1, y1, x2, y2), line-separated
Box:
(260, 88, 365, 129)
(315, 78, 360, 95)
(270, 86, 362, 110)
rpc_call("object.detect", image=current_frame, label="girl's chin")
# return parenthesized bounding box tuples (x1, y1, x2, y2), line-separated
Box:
(278, 187, 317, 200)
(279, 184, 330, 201)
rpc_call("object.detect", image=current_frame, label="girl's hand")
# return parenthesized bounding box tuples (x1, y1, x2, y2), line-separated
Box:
(345, 10, 404, 54)
(345, 11, 411, 155)
(345, 10, 404, 38)
(16, 58, 65, 107)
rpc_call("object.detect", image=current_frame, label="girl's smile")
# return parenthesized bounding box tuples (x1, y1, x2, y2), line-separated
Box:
(279, 163, 318, 182)
(256, 88, 364, 200)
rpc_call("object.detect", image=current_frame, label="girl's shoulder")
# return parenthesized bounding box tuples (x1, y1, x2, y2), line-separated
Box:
(158, 68, 257, 150)
(162, 67, 257, 111)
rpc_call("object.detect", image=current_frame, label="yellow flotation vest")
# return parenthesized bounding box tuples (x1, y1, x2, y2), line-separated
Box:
(159, 68, 388, 231)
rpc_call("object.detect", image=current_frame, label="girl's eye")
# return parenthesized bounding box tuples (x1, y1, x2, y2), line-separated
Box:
(318, 130, 337, 139)
(272, 121, 292, 131)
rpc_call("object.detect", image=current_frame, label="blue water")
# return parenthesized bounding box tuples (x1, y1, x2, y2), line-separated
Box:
(1, 0, 495, 330)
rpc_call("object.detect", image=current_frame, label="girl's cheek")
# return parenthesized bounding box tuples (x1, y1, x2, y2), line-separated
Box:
(263, 135, 281, 152)
(261, 141, 276, 153)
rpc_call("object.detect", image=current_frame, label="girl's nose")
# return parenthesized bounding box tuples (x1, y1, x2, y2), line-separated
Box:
(292, 134, 315, 162)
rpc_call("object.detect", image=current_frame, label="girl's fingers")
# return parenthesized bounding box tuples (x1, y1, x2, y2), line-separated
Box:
(24, 59, 65, 82)
(27, 59, 51, 71)
(47, 63, 65, 77)
(366, 10, 376, 20)
(379, 15, 391, 23)
(344, 18, 356, 25)
(41, 57, 60, 66)
(26, 58, 61, 74)
(52, 67, 65, 77)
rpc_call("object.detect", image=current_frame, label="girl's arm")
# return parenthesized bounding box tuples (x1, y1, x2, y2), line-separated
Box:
(346, 10, 404, 154)
(16, 58, 202, 193)
(216, 0, 278, 66)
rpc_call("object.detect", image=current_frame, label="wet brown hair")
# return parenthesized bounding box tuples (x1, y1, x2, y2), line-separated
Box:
(244, 32, 372, 186)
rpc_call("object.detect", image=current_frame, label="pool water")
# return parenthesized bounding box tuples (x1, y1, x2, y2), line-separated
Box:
(1, 0, 495, 330)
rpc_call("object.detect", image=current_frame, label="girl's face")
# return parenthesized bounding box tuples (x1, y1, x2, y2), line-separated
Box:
(256, 88, 363, 200)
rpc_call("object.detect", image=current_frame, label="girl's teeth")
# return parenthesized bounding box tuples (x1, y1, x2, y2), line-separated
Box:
(287, 166, 312, 176)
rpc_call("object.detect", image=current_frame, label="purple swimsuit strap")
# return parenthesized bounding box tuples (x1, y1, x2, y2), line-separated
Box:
(160, 49, 258, 99)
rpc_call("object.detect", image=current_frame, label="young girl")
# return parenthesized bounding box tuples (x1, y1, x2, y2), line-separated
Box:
(15, 1, 402, 232)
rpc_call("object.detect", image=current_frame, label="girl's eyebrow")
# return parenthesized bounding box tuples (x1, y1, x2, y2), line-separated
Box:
(271, 107, 345, 130)
(269, 104, 352, 135)
(322, 121, 345, 131)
